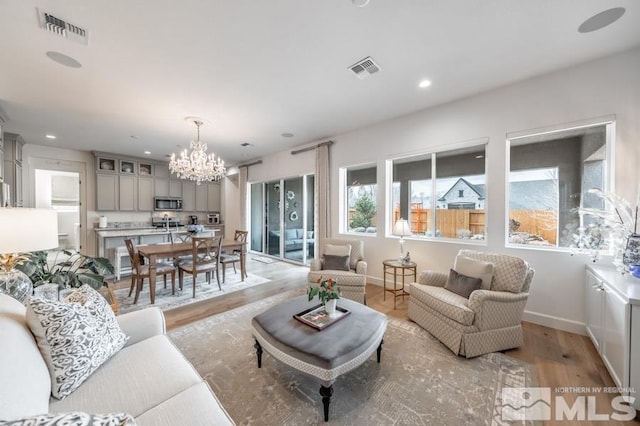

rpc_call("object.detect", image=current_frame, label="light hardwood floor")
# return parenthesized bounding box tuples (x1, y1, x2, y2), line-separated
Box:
(118, 257, 639, 425)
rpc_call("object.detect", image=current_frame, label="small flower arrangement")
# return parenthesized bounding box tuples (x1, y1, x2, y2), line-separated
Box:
(186, 224, 205, 234)
(576, 188, 640, 272)
(308, 277, 340, 305)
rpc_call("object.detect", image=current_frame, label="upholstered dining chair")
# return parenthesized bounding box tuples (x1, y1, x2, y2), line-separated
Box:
(178, 235, 223, 298)
(308, 238, 367, 304)
(124, 239, 176, 304)
(408, 249, 535, 358)
(220, 230, 248, 283)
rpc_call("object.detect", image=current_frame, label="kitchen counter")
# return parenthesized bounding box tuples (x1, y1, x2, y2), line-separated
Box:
(95, 225, 225, 257)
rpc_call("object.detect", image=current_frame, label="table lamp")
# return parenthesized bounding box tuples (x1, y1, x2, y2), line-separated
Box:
(0, 208, 59, 303)
(392, 218, 411, 263)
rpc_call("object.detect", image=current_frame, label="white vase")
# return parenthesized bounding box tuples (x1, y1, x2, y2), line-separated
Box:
(325, 299, 337, 316)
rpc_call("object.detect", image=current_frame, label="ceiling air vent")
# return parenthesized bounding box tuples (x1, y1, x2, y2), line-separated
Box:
(348, 56, 381, 79)
(37, 8, 89, 45)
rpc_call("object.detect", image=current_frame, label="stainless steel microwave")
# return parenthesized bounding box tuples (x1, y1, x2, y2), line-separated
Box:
(154, 197, 183, 211)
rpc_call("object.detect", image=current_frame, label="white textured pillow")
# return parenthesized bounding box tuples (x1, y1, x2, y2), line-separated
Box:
(3, 412, 137, 426)
(453, 255, 494, 290)
(26, 285, 128, 399)
(324, 244, 351, 257)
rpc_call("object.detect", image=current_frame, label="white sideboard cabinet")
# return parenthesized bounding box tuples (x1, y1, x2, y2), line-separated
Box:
(585, 265, 640, 410)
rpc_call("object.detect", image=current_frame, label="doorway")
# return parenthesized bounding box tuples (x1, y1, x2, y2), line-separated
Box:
(250, 174, 315, 264)
(34, 169, 81, 251)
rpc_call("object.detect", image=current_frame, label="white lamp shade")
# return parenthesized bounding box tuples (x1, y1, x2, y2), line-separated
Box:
(0, 208, 59, 254)
(393, 219, 411, 237)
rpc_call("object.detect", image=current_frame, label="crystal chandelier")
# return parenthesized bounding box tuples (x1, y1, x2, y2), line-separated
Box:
(169, 119, 226, 185)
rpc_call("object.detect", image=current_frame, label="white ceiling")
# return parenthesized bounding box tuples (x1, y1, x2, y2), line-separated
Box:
(1, 1, 639, 165)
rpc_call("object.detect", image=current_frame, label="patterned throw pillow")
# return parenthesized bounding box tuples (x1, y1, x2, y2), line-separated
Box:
(3, 412, 137, 426)
(444, 269, 483, 298)
(26, 285, 128, 399)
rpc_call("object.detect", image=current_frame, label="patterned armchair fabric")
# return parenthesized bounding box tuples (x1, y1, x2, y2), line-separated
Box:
(308, 238, 367, 304)
(408, 250, 534, 358)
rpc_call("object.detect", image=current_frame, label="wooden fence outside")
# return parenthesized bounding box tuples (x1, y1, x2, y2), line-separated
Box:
(348, 205, 557, 244)
(391, 206, 557, 244)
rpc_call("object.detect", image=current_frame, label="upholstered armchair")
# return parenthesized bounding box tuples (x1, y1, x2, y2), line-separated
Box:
(308, 238, 367, 304)
(408, 249, 534, 358)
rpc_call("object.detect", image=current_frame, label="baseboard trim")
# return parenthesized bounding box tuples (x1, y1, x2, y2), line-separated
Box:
(522, 311, 586, 336)
(366, 278, 587, 336)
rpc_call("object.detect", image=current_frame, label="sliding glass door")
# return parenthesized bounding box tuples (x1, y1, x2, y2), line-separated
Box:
(250, 175, 315, 264)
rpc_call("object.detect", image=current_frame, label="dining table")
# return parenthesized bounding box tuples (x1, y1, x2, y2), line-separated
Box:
(137, 239, 247, 304)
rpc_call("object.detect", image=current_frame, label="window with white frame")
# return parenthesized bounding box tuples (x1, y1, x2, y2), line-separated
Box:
(390, 143, 487, 241)
(343, 164, 377, 234)
(507, 122, 611, 248)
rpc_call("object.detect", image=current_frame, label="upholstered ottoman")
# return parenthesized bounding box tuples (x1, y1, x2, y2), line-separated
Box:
(251, 295, 387, 422)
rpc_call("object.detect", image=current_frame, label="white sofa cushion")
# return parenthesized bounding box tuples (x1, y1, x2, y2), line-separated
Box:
(0, 294, 51, 421)
(324, 243, 351, 257)
(453, 255, 494, 290)
(135, 382, 234, 426)
(26, 285, 128, 399)
(2, 412, 136, 425)
(49, 335, 203, 417)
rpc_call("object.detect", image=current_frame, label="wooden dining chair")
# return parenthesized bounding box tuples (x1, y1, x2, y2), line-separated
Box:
(170, 231, 194, 267)
(220, 230, 248, 283)
(124, 239, 176, 304)
(178, 235, 223, 298)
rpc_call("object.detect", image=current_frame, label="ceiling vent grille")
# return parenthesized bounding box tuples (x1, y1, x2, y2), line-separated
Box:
(37, 8, 89, 45)
(348, 56, 381, 79)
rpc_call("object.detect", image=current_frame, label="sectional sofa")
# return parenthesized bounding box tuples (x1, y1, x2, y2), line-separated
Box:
(0, 293, 235, 425)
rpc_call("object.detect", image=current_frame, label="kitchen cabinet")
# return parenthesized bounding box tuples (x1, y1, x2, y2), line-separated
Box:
(207, 182, 221, 212)
(3, 133, 24, 206)
(585, 265, 639, 410)
(96, 174, 117, 211)
(169, 180, 182, 197)
(155, 164, 170, 179)
(155, 179, 169, 197)
(94, 151, 182, 212)
(195, 183, 208, 212)
(119, 175, 137, 211)
(182, 181, 196, 211)
(138, 177, 154, 211)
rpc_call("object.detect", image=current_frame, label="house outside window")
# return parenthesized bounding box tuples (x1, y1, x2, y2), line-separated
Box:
(390, 142, 487, 241)
(342, 164, 377, 234)
(507, 121, 612, 248)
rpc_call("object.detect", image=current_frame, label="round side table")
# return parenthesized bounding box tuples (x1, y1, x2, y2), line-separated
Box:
(382, 259, 417, 309)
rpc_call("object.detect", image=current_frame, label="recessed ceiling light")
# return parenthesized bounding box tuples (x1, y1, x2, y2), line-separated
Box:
(475, 154, 484, 159)
(46, 51, 82, 68)
(352, 0, 370, 7)
(418, 79, 432, 89)
(281, 133, 295, 138)
(579, 7, 625, 33)
(45, 134, 56, 140)
(144, 150, 151, 155)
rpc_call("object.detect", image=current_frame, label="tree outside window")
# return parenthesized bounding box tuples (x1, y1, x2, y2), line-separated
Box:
(344, 164, 377, 233)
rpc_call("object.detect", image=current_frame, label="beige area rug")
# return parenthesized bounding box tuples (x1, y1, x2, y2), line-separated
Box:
(169, 291, 538, 426)
(114, 272, 270, 314)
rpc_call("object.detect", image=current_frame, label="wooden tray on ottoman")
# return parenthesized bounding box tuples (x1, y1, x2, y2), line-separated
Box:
(293, 304, 350, 330)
